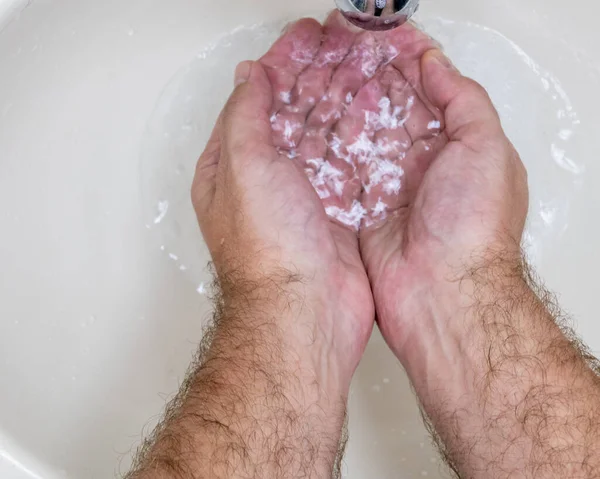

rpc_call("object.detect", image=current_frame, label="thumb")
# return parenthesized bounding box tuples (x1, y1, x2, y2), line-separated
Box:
(223, 60, 274, 158)
(421, 49, 504, 150)
(192, 62, 273, 221)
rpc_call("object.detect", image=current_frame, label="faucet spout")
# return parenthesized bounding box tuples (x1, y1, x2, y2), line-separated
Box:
(335, 0, 419, 31)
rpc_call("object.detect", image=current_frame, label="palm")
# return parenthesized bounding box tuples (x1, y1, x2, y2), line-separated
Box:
(256, 15, 380, 356)
(263, 14, 447, 342)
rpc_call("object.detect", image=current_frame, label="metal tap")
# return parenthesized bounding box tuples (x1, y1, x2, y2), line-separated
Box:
(335, 0, 419, 31)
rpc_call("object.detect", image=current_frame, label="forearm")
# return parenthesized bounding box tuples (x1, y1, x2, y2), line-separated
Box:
(398, 253, 600, 478)
(127, 280, 349, 479)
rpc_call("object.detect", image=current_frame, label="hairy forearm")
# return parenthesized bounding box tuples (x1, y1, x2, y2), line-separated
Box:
(400, 254, 600, 478)
(127, 278, 349, 479)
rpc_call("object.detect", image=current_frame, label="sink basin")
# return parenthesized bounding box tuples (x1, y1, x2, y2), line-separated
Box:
(1, 0, 599, 477)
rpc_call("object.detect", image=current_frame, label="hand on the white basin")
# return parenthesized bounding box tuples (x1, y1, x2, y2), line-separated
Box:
(192, 16, 375, 386)
(125, 13, 600, 479)
(360, 43, 600, 479)
(182, 17, 375, 478)
(358, 46, 529, 360)
(268, 16, 600, 478)
(126, 18, 376, 479)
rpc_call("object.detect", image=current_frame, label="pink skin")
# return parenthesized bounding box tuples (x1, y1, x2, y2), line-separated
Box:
(263, 12, 527, 358)
(194, 12, 526, 382)
(267, 12, 443, 228)
(193, 15, 380, 384)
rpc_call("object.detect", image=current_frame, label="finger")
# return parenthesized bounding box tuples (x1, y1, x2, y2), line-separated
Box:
(352, 66, 443, 228)
(314, 76, 386, 229)
(298, 75, 387, 231)
(383, 23, 443, 120)
(259, 18, 322, 112)
(306, 31, 386, 132)
(276, 12, 357, 155)
(292, 11, 356, 116)
(386, 72, 440, 144)
(223, 61, 274, 162)
(421, 49, 504, 150)
(325, 73, 387, 176)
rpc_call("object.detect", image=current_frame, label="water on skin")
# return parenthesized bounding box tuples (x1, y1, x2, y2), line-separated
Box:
(141, 15, 583, 288)
(138, 27, 586, 473)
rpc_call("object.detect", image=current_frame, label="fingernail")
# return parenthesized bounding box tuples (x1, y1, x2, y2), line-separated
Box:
(234, 61, 253, 86)
(427, 49, 456, 71)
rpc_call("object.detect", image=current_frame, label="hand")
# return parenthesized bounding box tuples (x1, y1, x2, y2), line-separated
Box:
(358, 45, 529, 358)
(353, 41, 600, 479)
(191, 17, 375, 389)
(257, 13, 507, 366)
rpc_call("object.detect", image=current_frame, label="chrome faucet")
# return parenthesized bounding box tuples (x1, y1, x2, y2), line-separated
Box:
(335, 0, 419, 30)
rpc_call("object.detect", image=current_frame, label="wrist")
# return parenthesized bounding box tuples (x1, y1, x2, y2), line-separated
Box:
(215, 256, 371, 391)
(214, 274, 354, 402)
(388, 247, 531, 364)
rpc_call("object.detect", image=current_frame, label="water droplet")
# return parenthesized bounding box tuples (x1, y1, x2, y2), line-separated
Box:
(154, 200, 169, 224)
(420, 471, 428, 477)
(371, 384, 381, 393)
(382, 377, 390, 384)
(558, 129, 573, 141)
(197, 283, 206, 295)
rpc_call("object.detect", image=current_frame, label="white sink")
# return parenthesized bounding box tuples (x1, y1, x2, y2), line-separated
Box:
(1, 0, 599, 477)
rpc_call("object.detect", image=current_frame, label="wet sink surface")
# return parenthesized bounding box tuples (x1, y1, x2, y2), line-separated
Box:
(1, 0, 599, 477)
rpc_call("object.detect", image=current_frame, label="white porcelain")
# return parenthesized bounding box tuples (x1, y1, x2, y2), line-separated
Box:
(1, 0, 599, 477)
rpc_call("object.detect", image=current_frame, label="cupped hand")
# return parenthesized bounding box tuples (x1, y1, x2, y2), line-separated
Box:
(192, 10, 529, 378)
(358, 45, 529, 359)
(261, 13, 528, 361)
(191, 16, 377, 384)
